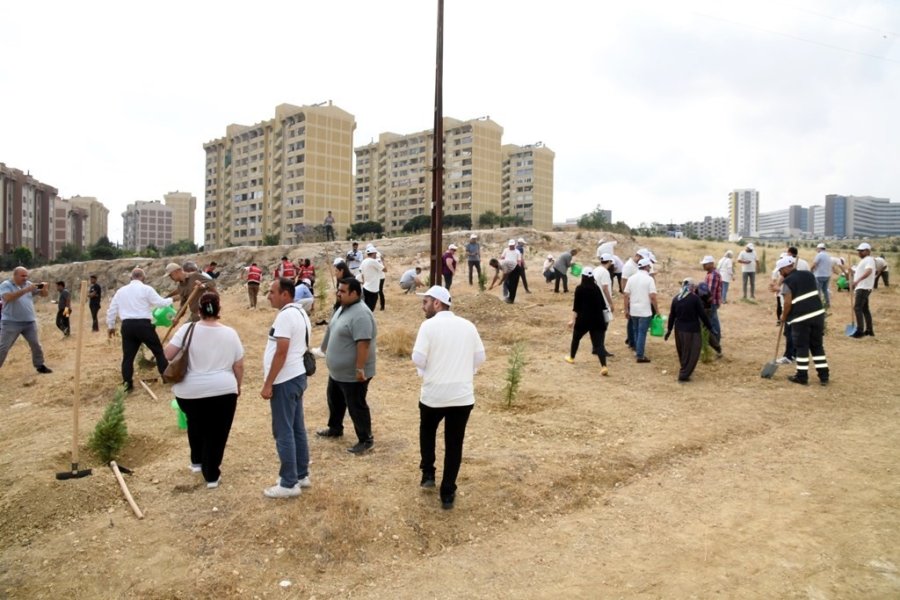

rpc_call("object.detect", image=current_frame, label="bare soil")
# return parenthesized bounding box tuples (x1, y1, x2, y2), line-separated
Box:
(1, 231, 898, 599)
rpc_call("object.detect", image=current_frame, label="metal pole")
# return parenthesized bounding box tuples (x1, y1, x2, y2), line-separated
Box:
(429, 0, 445, 286)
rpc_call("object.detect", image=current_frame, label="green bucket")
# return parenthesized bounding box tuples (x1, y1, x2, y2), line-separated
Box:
(152, 305, 177, 327)
(570, 263, 583, 277)
(170, 398, 188, 430)
(650, 314, 666, 337)
(836, 274, 848, 290)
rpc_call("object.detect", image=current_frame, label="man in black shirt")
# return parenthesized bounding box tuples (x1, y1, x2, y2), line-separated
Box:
(55, 281, 71, 337)
(778, 256, 828, 386)
(88, 275, 102, 332)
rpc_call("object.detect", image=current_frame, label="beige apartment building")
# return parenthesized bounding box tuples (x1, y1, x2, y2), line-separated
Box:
(203, 102, 356, 249)
(68, 195, 109, 245)
(122, 200, 173, 251)
(0, 163, 57, 258)
(502, 142, 555, 231)
(164, 191, 196, 244)
(52, 198, 88, 254)
(355, 117, 554, 234)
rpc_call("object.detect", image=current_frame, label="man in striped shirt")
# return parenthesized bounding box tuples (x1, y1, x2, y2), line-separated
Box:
(777, 256, 828, 386)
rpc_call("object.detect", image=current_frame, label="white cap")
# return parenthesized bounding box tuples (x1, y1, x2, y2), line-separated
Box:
(365, 245, 377, 254)
(470, 234, 477, 239)
(165, 263, 182, 275)
(600, 253, 613, 262)
(547, 254, 554, 259)
(517, 237, 526, 244)
(816, 243, 826, 249)
(582, 267, 594, 278)
(333, 258, 344, 266)
(636, 248, 651, 259)
(857, 242, 871, 251)
(637, 257, 652, 268)
(301, 278, 311, 286)
(507, 239, 516, 246)
(448, 244, 458, 250)
(417, 285, 451, 306)
(701, 255, 715, 265)
(746, 243, 755, 250)
(649, 252, 657, 263)
(775, 256, 795, 270)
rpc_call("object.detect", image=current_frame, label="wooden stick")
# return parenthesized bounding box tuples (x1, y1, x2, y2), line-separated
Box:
(138, 380, 158, 401)
(160, 284, 204, 345)
(110, 461, 144, 519)
(71, 281, 88, 467)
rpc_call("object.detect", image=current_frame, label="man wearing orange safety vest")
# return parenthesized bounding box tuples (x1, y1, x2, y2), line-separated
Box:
(245, 262, 263, 308)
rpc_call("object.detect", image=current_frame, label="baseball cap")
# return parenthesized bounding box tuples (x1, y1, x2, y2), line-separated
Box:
(857, 242, 871, 251)
(636, 248, 651, 259)
(417, 285, 451, 306)
(816, 243, 826, 249)
(165, 263, 182, 275)
(448, 244, 458, 250)
(546, 254, 554, 259)
(365, 245, 377, 254)
(470, 234, 477, 239)
(301, 278, 311, 286)
(746, 243, 755, 250)
(600, 253, 613, 262)
(637, 258, 652, 268)
(507, 239, 516, 246)
(333, 258, 344, 266)
(775, 256, 795, 270)
(582, 266, 594, 278)
(701, 255, 715, 265)
(517, 237, 526, 244)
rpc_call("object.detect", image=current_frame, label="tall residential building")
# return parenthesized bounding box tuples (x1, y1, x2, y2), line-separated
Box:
(204, 102, 356, 249)
(123, 200, 173, 251)
(68, 196, 109, 245)
(0, 163, 57, 259)
(758, 205, 807, 238)
(808, 205, 825, 236)
(53, 198, 88, 253)
(727, 189, 759, 239)
(824, 194, 900, 238)
(502, 142, 555, 231)
(688, 216, 728, 240)
(164, 191, 197, 244)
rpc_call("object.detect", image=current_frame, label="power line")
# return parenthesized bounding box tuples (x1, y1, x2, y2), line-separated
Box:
(784, 3, 900, 38)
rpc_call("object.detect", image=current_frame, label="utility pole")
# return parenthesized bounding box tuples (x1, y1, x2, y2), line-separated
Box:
(429, 0, 444, 285)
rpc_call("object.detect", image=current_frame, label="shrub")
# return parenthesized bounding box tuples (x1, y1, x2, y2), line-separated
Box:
(380, 327, 415, 358)
(88, 386, 129, 464)
(504, 343, 526, 407)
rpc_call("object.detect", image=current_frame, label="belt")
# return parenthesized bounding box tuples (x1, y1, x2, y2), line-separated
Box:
(122, 318, 151, 322)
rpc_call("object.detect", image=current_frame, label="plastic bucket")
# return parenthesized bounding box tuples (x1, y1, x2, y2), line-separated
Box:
(170, 398, 188, 430)
(836, 274, 848, 290)
(650, 314, 666, 337)
(152, 305, 177, 327)
(570, 263, 583, 277)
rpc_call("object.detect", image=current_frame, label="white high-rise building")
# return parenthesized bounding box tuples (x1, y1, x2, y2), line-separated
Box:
(728, 189, 759, 239)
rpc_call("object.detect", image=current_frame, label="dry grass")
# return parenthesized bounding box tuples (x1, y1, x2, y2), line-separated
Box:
(379, 326, 415, 357)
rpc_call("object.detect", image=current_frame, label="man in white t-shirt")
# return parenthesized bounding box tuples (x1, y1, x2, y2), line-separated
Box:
(622, 248, 650, 348)
(412, 285, 485, 510)
(737, 243, 759, 299)
(359, 246, 384, 312)
(717, 251, 734, 303)
(261, 277, 313, 498)
(850, 242, 876, 338)
(623, 258, 658, 363)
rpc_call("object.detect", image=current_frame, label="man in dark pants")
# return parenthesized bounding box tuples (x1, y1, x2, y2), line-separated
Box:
(465, 234, 481, 285)
(55, 281, 71, 336)
(88, 275, 102, 332)
(412, 285, 485, 509)
(851, 242, 876, 337)
(778, 256, 828, 386)
(316, 278, 377, 454)
(106, 268, 173, 392)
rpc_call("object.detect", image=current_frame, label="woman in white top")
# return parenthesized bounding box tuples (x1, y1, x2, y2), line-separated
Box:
(164, 292, 244, 489)
(717, 251, 734, 303)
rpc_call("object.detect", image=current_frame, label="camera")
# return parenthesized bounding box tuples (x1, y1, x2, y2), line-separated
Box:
(35, 283, 45, 289)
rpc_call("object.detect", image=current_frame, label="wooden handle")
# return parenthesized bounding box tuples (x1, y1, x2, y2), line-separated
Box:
(110, 461, 144, 519)
(71, 280, 89, 465)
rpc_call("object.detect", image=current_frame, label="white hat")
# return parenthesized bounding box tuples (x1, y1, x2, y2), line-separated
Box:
(517, 237, 526, 244)
(816, 243, 826, 249)
(165, 263, 182, 275)
(507, 239, 516, 246)
(365, 245, 377, 254)
(600, 253, 613, 262)
(417, 285, 451, 306)
(470, 234, 477, 239)
(636, 248, 651, 259)
(448, 244, 458, 250)
(701, 255, 715, 265)
(775, 256, 795, 270)
(746, 242, 755, 250)
(301, 278, 311, 286)
(582, 266, 594, 278)
(649, 252, 658, 263)
(547, 254, 554, 259)
(637, 257, 652, 268)
(857, 242, 871, 251)
(333, 258, 344, 266)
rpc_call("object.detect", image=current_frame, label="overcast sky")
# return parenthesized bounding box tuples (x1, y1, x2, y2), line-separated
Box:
(1, 0, 897, 244)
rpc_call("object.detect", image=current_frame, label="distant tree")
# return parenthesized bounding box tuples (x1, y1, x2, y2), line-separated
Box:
(163, 239, 198, 256)
(402, 215, 431, 233)
(56, 244, 87, 263)
(499, 215, 525, 227)
(143, 244, 160, 258)
(348, 221, 384, 239)
(444, 214, 472, 229)
(577, 205, 610, 230)
(12, 246, 34, 268)
(88, 236, 121, 260)
(262, 233, 281, 246)
(478, 211, 500, 228)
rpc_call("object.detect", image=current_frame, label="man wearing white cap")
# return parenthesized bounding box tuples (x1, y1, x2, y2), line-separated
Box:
(442, 244, 458, 290)
(701, 255, 723, 346)
(515, 238, 531, 293)
(293, 278, 315, 312)
(737, 243, 759, 300)
(465, 234, 482, 286)
(811, 243, 833, 308)
(412, 285, 485, 510)
(499, 239, 523, 303)
(850, 242, 876, 337)
(717, 251, 734, 303)
(624, 258, 658, 363)
(359, 246, 384, 312)
(777, 256, 828, 385)
(622, 249, 650, 348)
(552, 249, 578, 293)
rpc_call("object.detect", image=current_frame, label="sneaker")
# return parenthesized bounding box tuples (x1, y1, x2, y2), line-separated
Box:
(564, 356, 575, 364)
(636, 357, 651, 363)
(347, 441, 374, 454)
(207, 478, 221, 489)
(421, 473, 436, 488)
(441, 494, 455, 510)
(600, 366, 609, 376)
(36, 365, 52, 374)
(864, 331, 875, 337)
(297, 476, 312, 488)
(263, 484, 301, 498)
(775, 357, 793, 365)
(787, 375, 808, 385)
(189, 463, 202, 473)
(316, 428, 343, 438)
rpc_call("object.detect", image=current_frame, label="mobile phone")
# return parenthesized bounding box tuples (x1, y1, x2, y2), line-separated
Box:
(36, 283, 45, 289)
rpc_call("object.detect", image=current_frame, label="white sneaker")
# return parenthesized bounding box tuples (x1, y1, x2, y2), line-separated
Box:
(776, 357, 793, 365)
(207, 478, 221, 489)
(189, 463, 202, 473)
(297, 476, 312, 488)
(264, 484, 301, 498)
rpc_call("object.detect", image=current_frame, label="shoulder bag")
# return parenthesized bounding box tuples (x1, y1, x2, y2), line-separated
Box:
(164, 322, 197, 384)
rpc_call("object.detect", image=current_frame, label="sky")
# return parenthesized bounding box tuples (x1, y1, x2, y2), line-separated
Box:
(1, 0, 898, 244)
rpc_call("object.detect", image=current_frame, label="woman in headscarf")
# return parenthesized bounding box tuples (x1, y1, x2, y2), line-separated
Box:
(664, 278, 714, 382)
(564, 267, 610, 376)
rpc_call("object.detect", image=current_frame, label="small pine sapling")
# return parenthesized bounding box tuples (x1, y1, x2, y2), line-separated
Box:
(504, 342, 526, 407)
(88, 386, 129, 464)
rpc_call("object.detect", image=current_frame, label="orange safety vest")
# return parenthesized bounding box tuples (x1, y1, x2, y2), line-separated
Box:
(279, 260, 296, 279)
(247, 265, 262, 283)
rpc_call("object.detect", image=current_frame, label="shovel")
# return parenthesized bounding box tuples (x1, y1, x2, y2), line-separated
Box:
(57, 281, 93, 480)
(761, 320, 785, 379)
(845, 279, 857, 337)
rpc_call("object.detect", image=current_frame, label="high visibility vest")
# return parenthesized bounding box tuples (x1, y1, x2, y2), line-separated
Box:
(279, 261, 296, 279)
(247, 265, 263, 283)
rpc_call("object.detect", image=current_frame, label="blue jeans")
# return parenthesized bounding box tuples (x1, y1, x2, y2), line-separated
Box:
(631, 316, 651, 359)
(816, 277, 830, 307)
(270, 374, 309, 488)
(721, 281, 730, 303)
(708, 305, 721, 340)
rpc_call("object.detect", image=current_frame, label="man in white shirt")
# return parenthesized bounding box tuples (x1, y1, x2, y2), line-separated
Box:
(717, 251, 734, 303)
(622, 248, 650, 348)
(412, 285, 485, 510)
(737, 243, 759, 299)
(359, 246, 384, 311)
(106, 268, 174, 392)
(400, 267, 425, 293)
(874, 255, 889, 289)
(499, 239, 523, 303)
(261, 278, 313, 498)
(624, 258, 658, 363)
(851, 242, 876, 338)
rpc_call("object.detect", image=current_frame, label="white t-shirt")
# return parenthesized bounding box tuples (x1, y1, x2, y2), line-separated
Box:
(853, 256, 876, 290)
(611, 255, 624, 273)
(170, 322, 243, 399)
(264, 304, 309, 384)
(412, 311, 485, 408)
(623, 270, 656, 317)
(796, 258, 810, 271)
(359, 257, 384, 293)
(621, 258, 639, 280)
(738, 250, 757, 273)
(717, 257, 734, 282)
(593, 266, 612, 289)
(500, 248, 520, 273)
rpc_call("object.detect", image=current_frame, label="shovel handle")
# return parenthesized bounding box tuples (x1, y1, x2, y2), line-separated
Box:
(772, 319, 784, 361)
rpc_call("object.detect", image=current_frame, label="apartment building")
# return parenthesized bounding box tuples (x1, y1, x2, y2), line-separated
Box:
(122, 200, 173, 251)
(68, 195, 109, 245)
(758, 205, 807, 238)
(0, 163, 57, 259)
(502, 142, 555, 231)
(824, 194, 900, 237)
(204, 102, 356, 249)
(808, 205, 825, 237)
(164, 191, 196, 244)
(727, 189, 759, 239)
(53, 198, 89, 253)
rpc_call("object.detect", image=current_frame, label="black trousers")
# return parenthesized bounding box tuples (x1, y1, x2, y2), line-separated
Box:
(519, 267, 530, 293)
(419, 402, 473, 500)
(444, 272, 454, 291)
(506, 266, 521, 303)
(176, 394, 237, 483)
(674, 329, 701, 381)
(468, 261, 482, 285)
(378, 278, 385, 310)
(56, 311, 70, 336)
(854, 289, 873, 334)
(120, 319, 168, 387)
(613, 272, 623, 293)
(89, 303, 100, 331)
(363, 289, 378, 312)
(791, 316, 828, 382)
(326, 377, 373, 443)
(570, 324, 607, 367)
(554, 269, 569, 292)
(874, 271, 889, 288)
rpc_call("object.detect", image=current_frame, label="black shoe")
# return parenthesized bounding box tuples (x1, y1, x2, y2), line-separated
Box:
(604, 352, 615, 358)
(420, 473, 436, 488)
(864, 331, 875, 337)
(441, 494, 455, 510)
(787, 375, 808, 385)
(36, 365, 52, 374)
(122, 382, 134, 393)
(819, 379, 829, 386)
(347, 441, 373, 454)
(316, 428, 343, 438)
(851, 332, 865, 339)
(636, 357, 651, 363)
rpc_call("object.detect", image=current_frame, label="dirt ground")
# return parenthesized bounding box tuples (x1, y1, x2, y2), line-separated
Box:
(1, 231, 898, 599)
